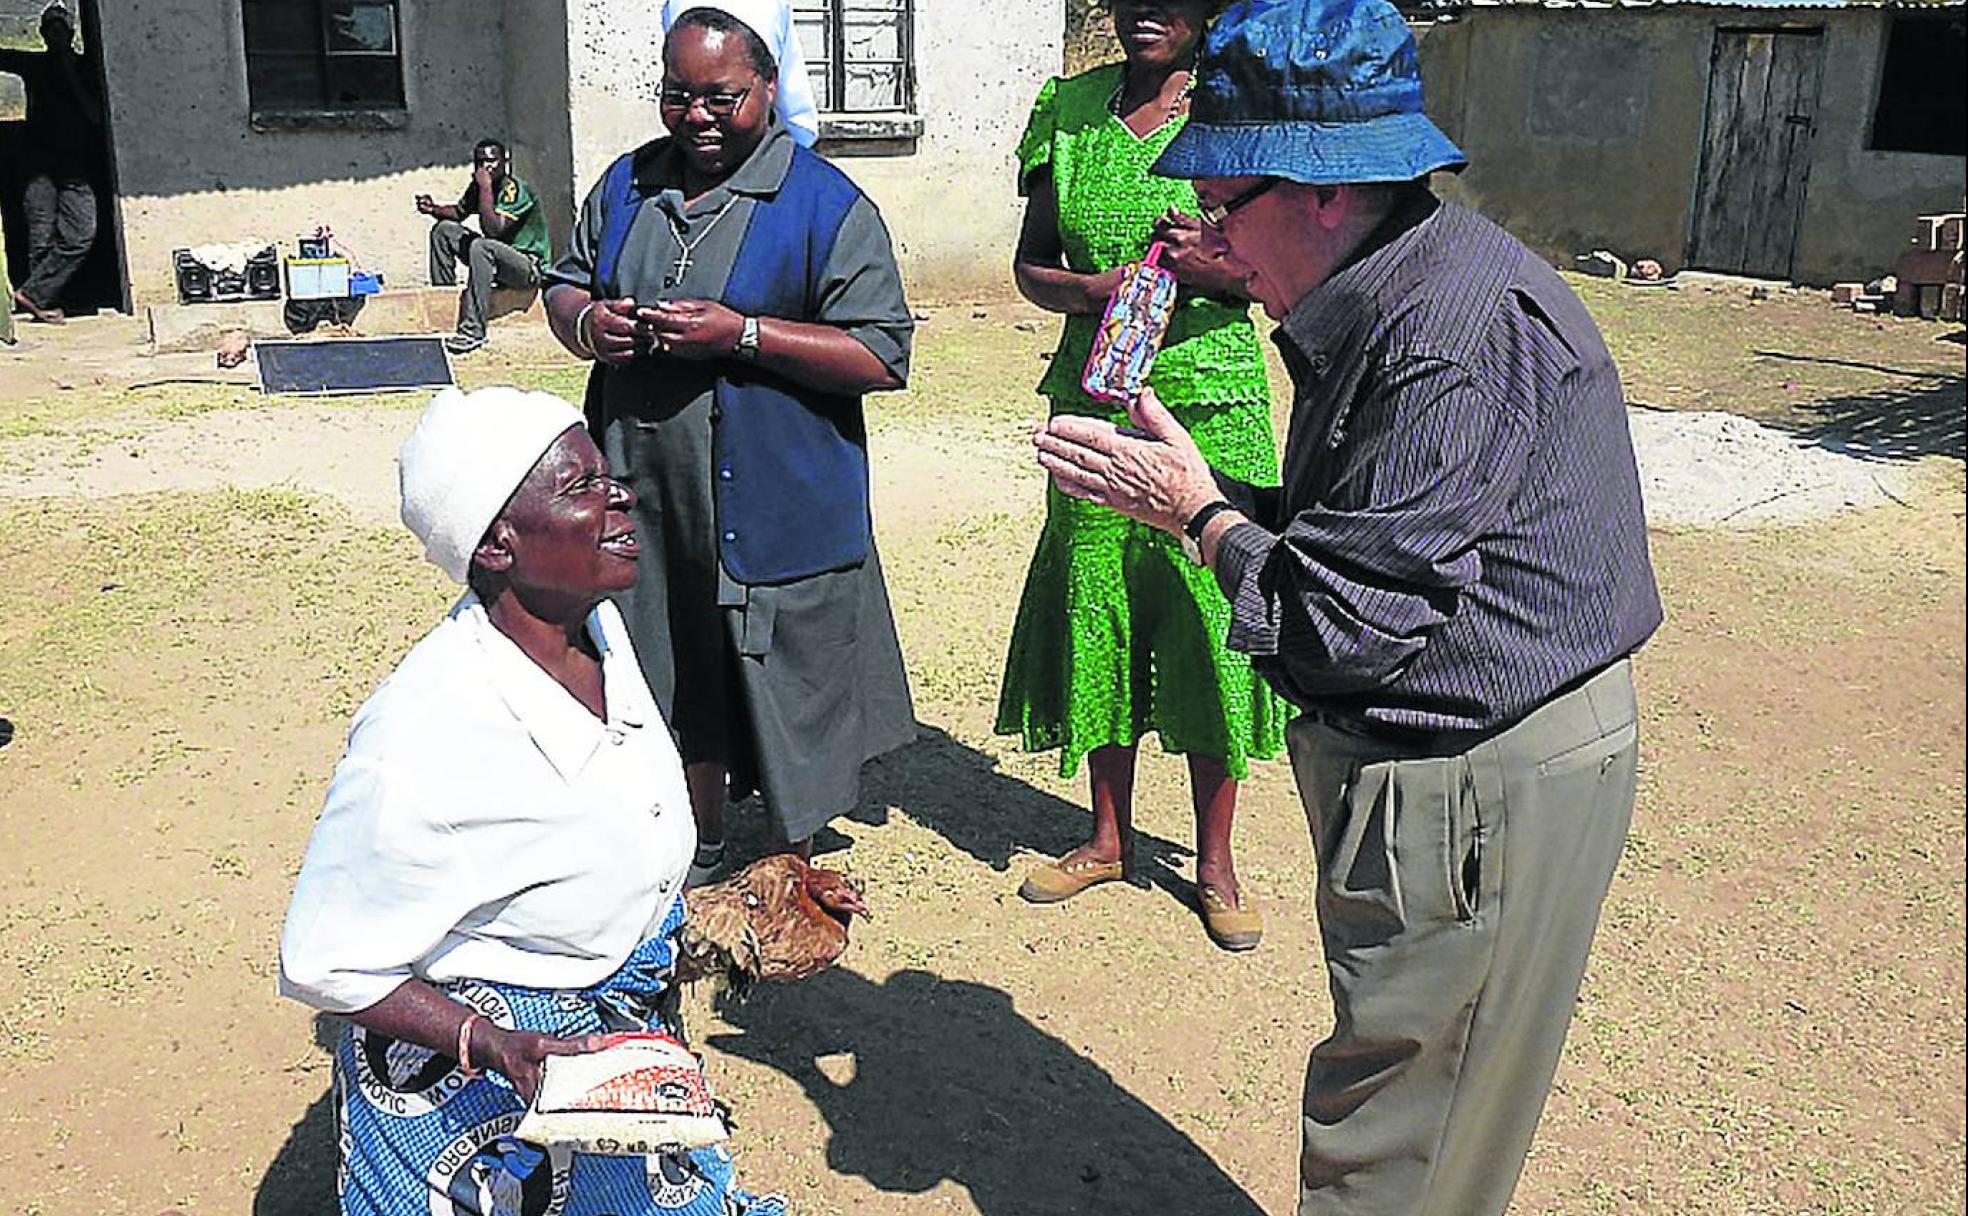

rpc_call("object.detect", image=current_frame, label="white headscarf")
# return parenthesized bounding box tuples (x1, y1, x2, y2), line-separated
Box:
(398, 387, 585, 585)
(660, 0, 821, 148)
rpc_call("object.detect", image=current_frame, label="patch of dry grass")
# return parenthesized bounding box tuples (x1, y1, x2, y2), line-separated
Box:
(0, 487, 444, 723)
(1569, 276, 1965, 429)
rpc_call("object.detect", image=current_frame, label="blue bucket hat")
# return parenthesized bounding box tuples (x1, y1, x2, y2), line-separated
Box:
(1154, 0, 1466, 184)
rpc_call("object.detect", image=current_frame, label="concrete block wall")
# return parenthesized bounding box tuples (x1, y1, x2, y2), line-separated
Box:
(95, 0, 1060, 307)
(1419, 6, 1967, 285)
(838, 0, 1060, 301)
(563, 0, 1060, 302)
(98, 1, 509, 304)
(1788, 11, 1966, 284)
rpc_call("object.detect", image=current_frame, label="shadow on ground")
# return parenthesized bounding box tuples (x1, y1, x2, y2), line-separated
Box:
(722, 724, 1205, 904)
(1754, 350, 1967, 462)
(855, 725, 1204, 905)
(253, 1014, 341, 1214)
(250, 728, 1229, 1212)
(253, 972, 1266, 1216)
(711, 967, 1265, 1216)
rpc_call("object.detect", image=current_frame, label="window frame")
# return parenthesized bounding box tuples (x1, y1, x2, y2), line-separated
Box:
(795, 0, 917, 117)
(243, 0, 407, 128)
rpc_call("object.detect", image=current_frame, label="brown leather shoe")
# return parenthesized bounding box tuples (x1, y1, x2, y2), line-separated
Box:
(1198, 885, 1264, 952)
(1018, 852, 1130, 904)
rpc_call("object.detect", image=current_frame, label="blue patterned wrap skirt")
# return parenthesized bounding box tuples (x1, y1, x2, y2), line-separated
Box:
(330, 899, 787, 1216)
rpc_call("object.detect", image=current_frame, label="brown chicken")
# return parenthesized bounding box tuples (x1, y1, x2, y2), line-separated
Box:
(674, 854, 868, 998)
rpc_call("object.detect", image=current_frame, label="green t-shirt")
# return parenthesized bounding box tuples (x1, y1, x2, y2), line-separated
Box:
(460, 174, 551, 264)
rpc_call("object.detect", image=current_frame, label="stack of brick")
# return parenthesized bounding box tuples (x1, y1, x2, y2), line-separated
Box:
(1892, 210, 1965, 322)
(1831, 278, 1896, 314)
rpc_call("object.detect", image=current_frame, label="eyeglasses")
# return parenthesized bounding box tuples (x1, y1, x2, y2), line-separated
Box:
(1199, 178, 1280, 229)
(658, 85, 752, 117)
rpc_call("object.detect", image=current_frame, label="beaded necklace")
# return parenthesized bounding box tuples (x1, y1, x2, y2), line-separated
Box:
(1107, 65, 1197, 137)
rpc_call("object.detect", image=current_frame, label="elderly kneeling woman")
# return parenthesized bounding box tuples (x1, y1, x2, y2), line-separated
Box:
(279, 387, 787, 1214)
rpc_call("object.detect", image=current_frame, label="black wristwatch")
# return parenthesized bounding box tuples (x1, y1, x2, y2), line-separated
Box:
(1179, 499, 1234, 565)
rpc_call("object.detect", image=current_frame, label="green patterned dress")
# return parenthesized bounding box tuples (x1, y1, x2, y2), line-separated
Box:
(996, 64, 1288, 780)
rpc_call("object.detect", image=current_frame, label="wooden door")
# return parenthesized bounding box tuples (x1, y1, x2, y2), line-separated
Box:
(1688, 28, 1824, 280)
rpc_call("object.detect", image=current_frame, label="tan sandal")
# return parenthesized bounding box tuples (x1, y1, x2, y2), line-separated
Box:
(1019, 851, 1131, 904)
(1199, 885, 1264, 952)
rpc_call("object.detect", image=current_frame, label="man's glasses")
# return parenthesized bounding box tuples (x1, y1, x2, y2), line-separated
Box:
(1199, 178, 1280, 229)
(658, 85, 752, 117)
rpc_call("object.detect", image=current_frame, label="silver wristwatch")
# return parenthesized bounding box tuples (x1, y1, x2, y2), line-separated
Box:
(736, 315, 761, 362)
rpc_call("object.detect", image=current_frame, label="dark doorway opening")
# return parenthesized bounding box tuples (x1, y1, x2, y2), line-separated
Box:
(1869, 11, 1967, 156)
(0, 0, 128, 318)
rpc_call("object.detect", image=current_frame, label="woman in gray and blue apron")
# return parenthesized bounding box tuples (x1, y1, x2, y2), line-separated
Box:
(543, 2, 915, 877)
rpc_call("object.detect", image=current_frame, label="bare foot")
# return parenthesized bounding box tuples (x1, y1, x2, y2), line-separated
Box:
(12, 289, 63, 325)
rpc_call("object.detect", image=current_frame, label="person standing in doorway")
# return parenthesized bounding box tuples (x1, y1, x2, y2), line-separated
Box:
(416, 138, 550, 356)
(2, 4, 103, 325)
(1032, 0, 1663, 1210)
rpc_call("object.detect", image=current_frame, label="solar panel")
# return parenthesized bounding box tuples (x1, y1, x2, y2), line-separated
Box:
(255, 336, 454, 396)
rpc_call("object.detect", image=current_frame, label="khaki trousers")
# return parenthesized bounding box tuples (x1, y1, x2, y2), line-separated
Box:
(1287, 659, 1639, 1216)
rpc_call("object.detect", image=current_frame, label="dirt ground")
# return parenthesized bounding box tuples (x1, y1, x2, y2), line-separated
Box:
(0, 282, 1962, 1215)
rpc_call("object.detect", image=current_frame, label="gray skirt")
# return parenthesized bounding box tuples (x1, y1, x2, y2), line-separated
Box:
(600, 379, 916, 842)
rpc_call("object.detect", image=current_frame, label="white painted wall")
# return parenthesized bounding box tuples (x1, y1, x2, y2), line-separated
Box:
(843, 0, 1059, 300)
(562, 0, 1060, 300)
(566, 0, 668, 197)
(97, 0, 1057, 305)
(505, 1, 576, 267)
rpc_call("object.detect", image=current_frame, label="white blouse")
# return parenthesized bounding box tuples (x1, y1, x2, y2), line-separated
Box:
(279, 596, 695, 1014)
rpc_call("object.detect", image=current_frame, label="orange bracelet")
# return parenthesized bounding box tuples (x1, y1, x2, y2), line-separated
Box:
(457, 1013, 484, 1078)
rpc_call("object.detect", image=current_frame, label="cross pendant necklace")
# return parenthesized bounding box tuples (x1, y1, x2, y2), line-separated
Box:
(664, 196, 739, 290)
(663, 249, 694, 290)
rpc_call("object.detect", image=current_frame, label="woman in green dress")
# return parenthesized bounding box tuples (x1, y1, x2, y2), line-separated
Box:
(997, 0, 1286, 951)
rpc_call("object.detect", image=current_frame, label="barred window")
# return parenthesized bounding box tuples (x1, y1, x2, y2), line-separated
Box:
(793, 0, 915, 114)
(242, 0, 404, 113)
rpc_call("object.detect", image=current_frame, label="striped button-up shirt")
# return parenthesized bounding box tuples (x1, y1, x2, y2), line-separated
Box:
(1213, 192, 1662, 736)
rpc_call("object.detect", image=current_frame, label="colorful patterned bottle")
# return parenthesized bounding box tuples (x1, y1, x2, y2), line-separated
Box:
(1081, 241, 1179, 405)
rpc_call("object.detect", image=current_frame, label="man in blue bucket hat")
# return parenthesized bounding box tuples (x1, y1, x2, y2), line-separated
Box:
(1034, 0, 1663, 1212)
